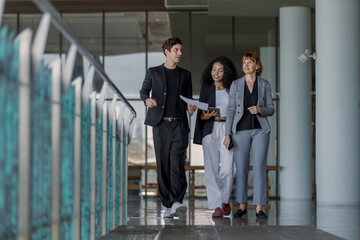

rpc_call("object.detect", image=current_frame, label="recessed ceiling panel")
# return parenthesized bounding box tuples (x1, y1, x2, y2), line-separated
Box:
(165, 0, 208, 10)
(209, 0, 314, 17)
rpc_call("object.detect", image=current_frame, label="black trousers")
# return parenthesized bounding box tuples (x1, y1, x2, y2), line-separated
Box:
(153, 120, 189, 208)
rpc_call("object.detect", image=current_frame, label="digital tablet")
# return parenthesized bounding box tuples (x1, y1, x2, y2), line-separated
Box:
(207, 107, 220, 116)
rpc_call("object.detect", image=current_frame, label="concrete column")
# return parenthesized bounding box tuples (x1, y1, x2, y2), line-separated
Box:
(316, 0, 360, 205)
(260, 47, 277, 197)
(279, 7, 312, 199)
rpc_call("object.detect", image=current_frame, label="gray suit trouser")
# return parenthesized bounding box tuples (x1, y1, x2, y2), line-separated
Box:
(232, 128, 270, 206)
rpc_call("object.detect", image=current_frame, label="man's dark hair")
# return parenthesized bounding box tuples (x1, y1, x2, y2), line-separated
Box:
(201, 56, 238, 90)
(162, 37, 182, 55)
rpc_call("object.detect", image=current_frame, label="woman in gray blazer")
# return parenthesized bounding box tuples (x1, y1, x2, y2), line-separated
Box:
(223, 52, 275, 220)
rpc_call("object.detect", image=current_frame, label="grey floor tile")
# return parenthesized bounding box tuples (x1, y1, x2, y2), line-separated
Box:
(99, 195, 359, 240)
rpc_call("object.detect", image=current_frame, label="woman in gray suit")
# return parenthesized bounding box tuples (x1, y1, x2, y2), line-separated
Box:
(223, 52, 275, 219)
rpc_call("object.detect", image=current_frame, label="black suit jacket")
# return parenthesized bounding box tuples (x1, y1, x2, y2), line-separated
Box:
(140, 64, 192, 128)
(193, 83, 219, 145)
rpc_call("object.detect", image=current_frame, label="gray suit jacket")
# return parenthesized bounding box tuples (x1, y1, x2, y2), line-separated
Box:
(225, 76, 275, 135)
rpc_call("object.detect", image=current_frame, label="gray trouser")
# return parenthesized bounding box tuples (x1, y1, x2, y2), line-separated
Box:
(232, 128, 270, 206)
(202, 122, 234, 209)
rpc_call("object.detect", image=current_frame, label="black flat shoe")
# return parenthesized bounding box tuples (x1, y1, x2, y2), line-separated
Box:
(234, 208, 247, 217)
(256, 210, 267, 219)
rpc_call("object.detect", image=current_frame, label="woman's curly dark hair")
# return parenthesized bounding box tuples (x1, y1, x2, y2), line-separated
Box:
(201, 56, 237, 90)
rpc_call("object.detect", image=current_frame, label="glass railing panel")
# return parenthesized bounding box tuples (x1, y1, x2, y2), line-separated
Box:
(106, 121, 113, 231)
(81, 96, 91, 240)
(0, 0, 137, 239)
(115, 128, 122, 227)
(95, 103, 103, 238)
(30, 58, 52, 240)
(0, 26, 19, 239)
(60, 77, 75, 240)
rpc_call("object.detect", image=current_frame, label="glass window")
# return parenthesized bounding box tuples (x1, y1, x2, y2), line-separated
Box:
(63, 13, 103, 62)
(19, 14, 42, 31)
(148, 12, 190, 69)
(234, 17, 276, 68)
(1, 14, 17, 33)
(126, 100, 146, 165)
(19, 14, 60, 64)
(103, 12, 146, 165)
(190, 13, 234, 95)
(104, 12, 146, 99)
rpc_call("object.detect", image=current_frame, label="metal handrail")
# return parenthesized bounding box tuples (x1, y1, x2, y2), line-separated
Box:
(31, 0, 137, 118)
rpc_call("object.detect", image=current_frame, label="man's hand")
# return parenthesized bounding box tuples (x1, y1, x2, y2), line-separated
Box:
(187, 104, 196, 114)
(145, 98, 157, 108)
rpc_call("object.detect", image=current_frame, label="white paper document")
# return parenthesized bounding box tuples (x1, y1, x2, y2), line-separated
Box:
(180, 95, 208, 111)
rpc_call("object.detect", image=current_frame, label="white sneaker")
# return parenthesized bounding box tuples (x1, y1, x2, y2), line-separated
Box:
(164, 207, 172, 218)
(170, 202, 187, 217)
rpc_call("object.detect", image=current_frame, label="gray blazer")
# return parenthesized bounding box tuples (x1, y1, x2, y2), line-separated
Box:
(225, 76, 275, 135)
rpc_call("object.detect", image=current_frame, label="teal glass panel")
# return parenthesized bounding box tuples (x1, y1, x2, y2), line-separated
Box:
(60, 85, 75, 240)
(81, 100, 91, 240)
(115, 131, 121, 227)
(30, 63, 52, 239)
(106, 124, 113, 231)
(0, 26, 19, 239)
(95, 116, 103, 238)
(122, 136, 127, 224)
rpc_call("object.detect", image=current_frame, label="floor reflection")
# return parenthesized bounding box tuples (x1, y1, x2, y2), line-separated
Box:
(126, 195, 360, 239)
(317, 204, 360, 240)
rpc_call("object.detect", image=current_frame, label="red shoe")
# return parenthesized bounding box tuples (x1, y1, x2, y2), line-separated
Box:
(222, 203, 231, 216)
(212, 207, 223, 218)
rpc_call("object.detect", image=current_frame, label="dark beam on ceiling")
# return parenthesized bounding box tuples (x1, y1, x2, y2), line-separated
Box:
(4, 0, 166, 13)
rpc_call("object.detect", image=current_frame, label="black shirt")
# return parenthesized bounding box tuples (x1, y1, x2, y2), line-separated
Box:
(164, 67, 180, 117)
(236, 78, 261, 131)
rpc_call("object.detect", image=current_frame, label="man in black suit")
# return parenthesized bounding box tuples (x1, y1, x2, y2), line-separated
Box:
(140, 37, 196, 218)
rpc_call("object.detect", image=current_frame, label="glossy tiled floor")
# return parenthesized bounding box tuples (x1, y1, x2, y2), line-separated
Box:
(100, 195, 360, 240)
